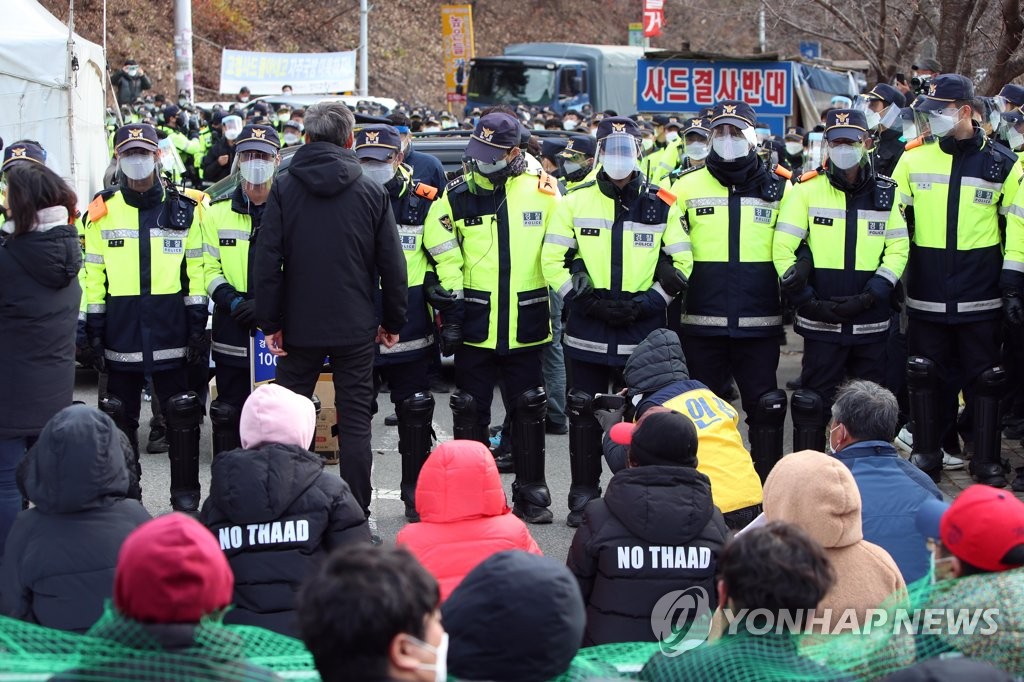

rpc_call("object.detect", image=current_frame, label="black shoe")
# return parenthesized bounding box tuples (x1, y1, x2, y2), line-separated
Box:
(911, 452, 942, 483)
(785, 377, 802, 390)
(404, 505, 420, 522)
(545, 420, 568, 435)
(1012, 467, 1024, 492)
(566, 509, 585, 528)
(494, 451, 513, 473)
(512, 503, 553, 524)
(171, 492, 200, 514)
(146, 428, 169, 454)
(970, 460, 1008, 488)
(384, 413, 398, 426)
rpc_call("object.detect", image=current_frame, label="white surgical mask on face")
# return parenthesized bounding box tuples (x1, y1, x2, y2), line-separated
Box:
(641, 137, 655, 152)
(361, 160, 396, 185)
(665, 130, 679, 142)
(240, 159, 275, 185)
(785, 141, 804, 156)
(120, 155, 155, 180)
(685, 141, 709, 161)
(1008, 128, 1024, 151)
(828, 143, 864, 170)
(408, 633, 447, 682)
(826, 423, 841, 455)
(928, 108, 960, 138)
(283, 132, 301, 146)
(475, 158, 508, 176)
(424, 126, 441, 133)
(711, 135, 750, 161)
(564, 119, 578, 131)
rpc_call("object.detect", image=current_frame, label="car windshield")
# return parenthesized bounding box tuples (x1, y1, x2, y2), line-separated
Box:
(468, 63, 556, 106)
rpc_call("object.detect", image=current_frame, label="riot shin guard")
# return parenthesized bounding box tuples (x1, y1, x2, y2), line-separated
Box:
(450, 390, 487, 443)
(166, 391, 203, 513)
(791, 389, 826, 453)
(209, 399, 241, 456)
(907, 356, 942, 482)
(970, 366, 1008, 487)
(510, 387, 552, 524)
(398, 392, 435, 521)
(749, 390, 788, 484)
(100, 395, 142, 501)
(566, 389, 603, 527)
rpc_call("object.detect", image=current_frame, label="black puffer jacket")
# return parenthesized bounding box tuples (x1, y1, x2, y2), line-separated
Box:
(0, 406, 151, 632)
(567, 465, 728, 645)
(0, 222, 81, 438)
(254, 140, 408, 345)
(199, 443, 370, 636)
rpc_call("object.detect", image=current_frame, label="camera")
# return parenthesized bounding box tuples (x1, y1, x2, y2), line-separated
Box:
(910, 75, 932, 96)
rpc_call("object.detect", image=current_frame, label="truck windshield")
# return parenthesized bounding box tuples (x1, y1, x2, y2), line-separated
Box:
(467, 63, 556, 106)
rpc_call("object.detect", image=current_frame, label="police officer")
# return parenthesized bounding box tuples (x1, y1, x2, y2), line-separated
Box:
(774, 109, 910, 451)
(892, 74, 1023, 486)
(661, 117, 712, 187)
(856, 84, 907, 177)
(646, 115, 683, 184)
(157, 105, 202, 186)
(422, 112, 561, 524)
(555, 134, 597, 192)
(355, 124, 440, 522)
(665, 100, 790, 482)
(84, 123, 208, 511)
(542, 116, 690, 527)
(202, 124, 281, 454)
(779, 126, 806, 173)
(993, 83, 1024, 146)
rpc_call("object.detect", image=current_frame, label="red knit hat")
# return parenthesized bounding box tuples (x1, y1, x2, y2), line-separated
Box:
(114, 513, 234, 623)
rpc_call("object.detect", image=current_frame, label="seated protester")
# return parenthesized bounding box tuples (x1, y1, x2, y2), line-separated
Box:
(916, 485, 1024, 673)
(568, 409, 728, 645)
(396, 440, 542, 601)
(200, 383, 369, 636)
(640, 522, 848, 682)
(443, 551, 585, 682)
(298, 545, 445, 682)
(598, 329, 763, 529)
(828, 380, 942, 583)
(0, 405, 151, 632)
(51, 514, 280, 681)
(763, 450, 906, 631)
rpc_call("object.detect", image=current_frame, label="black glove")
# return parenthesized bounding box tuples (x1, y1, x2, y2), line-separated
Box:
(89, 337, 106, 373)
(797, 299, 845, 324)
(655, 261, 688, 298)
(590, 300, 641, 327)
(592, 393, 627, 432)
(780, 259, 811, 295)
(830, 293, 875, 320)
(1004, 289, 1024, 326)
(230, 298, 256, 327)
(423, 272, 458, 312)
(439, 323, 462, 356)
(186, 334, 209, 366)
(572, 270, 594, 298)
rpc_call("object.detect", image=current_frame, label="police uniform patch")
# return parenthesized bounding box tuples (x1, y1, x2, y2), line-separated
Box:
(916, 181, 932, 191)
(522, 211, 543, 226)
(974, 189, 994, 205)
(219, 238, 237, 247)
(753, 207, 773, 224)
(580, 228, 600, 237)
(464, 216, 483, 226)
(813, 216, 834, 226)
(633, 232, 655, 248)
(107, 239, 124, 248)
(696, 207, 714, 216)
(400, 235, 417, 251)
(163, 238, 183, 255)
(439, 214, 454, 233)
(867, 221, 886, 236)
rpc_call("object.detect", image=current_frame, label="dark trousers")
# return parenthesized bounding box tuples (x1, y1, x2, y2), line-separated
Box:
(377, 360, 430, 406)
(908, 317, 1001, 441)
(567, 359, 626, 397)
(106, 368, 189, 431)
(800, 338, 887, 407)
(454, 345, 544, 428)
(884, 314, 910, 424)
(681, 334, 780, 423)
(215, 364, 252, 411)
(275, 341, 376, 516)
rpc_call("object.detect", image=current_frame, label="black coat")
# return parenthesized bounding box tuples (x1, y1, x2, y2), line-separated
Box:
(567, 465, 728, 646)
(0, 406, 151, 632)
(199, 443, 370, 636)
(254, 141, 408, 346)
(202, 137, 236, 184)
(0, 223, 80, 439)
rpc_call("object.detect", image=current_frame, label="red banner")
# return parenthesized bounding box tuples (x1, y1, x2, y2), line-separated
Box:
(643, 0, 664, 37)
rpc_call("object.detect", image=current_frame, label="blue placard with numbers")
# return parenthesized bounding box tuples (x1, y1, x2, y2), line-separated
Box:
(250, 330, 279, 388)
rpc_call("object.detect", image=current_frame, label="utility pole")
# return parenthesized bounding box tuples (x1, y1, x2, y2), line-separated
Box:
(758, 1, 767, 54)
(359, 0, 369, 96)
(173, 0, 195, 102)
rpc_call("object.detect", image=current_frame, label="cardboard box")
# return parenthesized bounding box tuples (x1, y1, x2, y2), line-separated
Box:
(313, 374, 337, 453)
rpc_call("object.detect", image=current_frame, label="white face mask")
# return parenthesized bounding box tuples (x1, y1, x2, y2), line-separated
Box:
(641, 137, 655, 152)
(408, 633, 447, 682)
(826, 423, 841, 455)
(120, 155, 156, 181)
(424, 126, 441, 133)
(564, 119, 578, 131)
(784, 141, 804, 156)
(283, 132, 301, 146)
(1009, 128, 1024, 151)
(903, 121, 918, 140)
(928, 108, 960, 138)
(711, 135, 750, 161)
(665, 130, 679, 142)
(361, 160, 397, 185)
(865, 109, 881, 131)
(828, 143, 864, 170)
(475, 157, 508, 176)
(685, 141, 709, 161)
(240, 159, 275, 185)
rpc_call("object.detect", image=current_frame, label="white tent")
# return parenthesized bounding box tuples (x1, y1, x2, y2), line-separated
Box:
(0, 0, 108, 210)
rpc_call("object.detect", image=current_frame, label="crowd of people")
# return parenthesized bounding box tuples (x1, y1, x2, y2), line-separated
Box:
(2, 50, 1024, 680)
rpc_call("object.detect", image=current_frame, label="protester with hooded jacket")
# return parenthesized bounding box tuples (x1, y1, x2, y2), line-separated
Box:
(0, 405, 151, 632)
(568, 409, 729, 645)
(396, 440, 542, 600)
(200, 383, 370, 636)
(0, 159, 81, 556)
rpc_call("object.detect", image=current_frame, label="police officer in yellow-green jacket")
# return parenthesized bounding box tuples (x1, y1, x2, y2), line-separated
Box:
(892, 74, 1022, 486)
(422, 111, 561, 524)
(645, 115, 683, 184)
(84, 123, 208, 512)
(355, 123, 441, 522)
(665, 100, 790, 482)
(774, 109, 910, 452)
(202, 123, 281, 455)
(158, 105, 202, 185)
(542, 116, 691, 527)
(554, 134, 598, 193)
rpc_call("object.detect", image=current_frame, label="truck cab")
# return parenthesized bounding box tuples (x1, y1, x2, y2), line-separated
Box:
(466, 56, 588, 115)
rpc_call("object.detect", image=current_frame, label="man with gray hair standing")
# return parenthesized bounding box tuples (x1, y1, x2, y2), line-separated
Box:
(827, 379, 942, 583)
(255, 102, 408, 533)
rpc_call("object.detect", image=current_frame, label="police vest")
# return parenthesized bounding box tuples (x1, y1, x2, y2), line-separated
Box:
(203, 197, 256, 367)
(892, 129, 1022, 322)
(377, 172, 439, 365)
(542, 176, 687, 365)
(423, 169, 560, 353)
(774, 171, 910, 343)
(649, 381, 763, 513)
(667, 164, 787, 337)
(83, 187, 207, 372)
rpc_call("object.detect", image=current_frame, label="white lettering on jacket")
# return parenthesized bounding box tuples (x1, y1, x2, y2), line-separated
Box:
(219, 520, 310, 550)
(615, 545, 711, 569)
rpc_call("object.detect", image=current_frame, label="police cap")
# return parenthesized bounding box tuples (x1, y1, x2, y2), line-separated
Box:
(235, 124, 280, 156)
(1001, 106, 1024, 128)
(824, 109, 869, 142)
(114, 124, 160, 153)
(354, 124, 402, 161)
(783, 125, 806, 141)
(557, 134, 597, 158)
(863, 83, 906, 108)
(709, 100, 757, 129)
(998, 84, 1024, 107)
(912, 74, 975, 112)
(465, 113, 520, 163)
(539, 138, 568, 161)
(596, 116, 641, 141)
(1, 140, 46, 171)
(682, 117, 710, 138)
